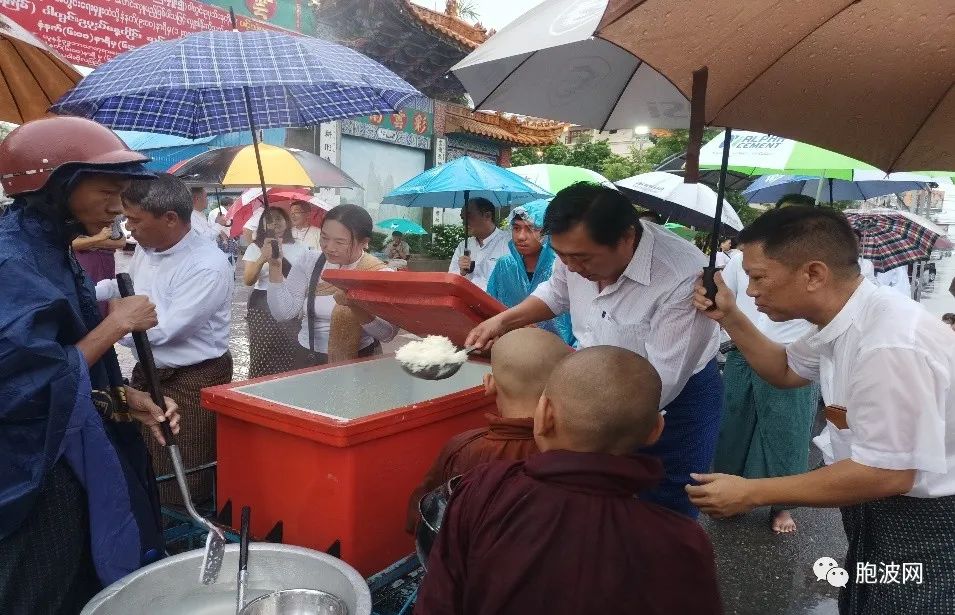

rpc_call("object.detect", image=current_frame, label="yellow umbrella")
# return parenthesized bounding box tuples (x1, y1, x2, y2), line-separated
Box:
(174, 143, 362, 190)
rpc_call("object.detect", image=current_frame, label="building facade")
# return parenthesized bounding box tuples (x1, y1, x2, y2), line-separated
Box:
(2, 0, 566, 228)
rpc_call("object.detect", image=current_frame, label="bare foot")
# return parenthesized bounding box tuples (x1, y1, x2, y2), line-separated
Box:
(772, 509, 797, 534)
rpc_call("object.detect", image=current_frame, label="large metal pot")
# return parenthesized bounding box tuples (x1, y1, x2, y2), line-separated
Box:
(81, 544, 371, 615)
(239, 588, 349, 615)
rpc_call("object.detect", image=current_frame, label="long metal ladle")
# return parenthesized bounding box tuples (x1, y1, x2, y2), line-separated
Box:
(117, 273, 226, 584)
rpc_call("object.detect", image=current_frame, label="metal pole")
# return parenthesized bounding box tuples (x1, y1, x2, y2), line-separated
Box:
(702, 127, 732, 303)
(813, 177, 825, 204)
(230, 8, 270, 211)
(708, 128, 733, 267)
(684, 67, 708, 185)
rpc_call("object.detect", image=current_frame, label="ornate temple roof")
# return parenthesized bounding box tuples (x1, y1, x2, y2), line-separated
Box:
(405, 1, 490, 49)
(444, 104, 567, 147)
(312, 0, 488, 99)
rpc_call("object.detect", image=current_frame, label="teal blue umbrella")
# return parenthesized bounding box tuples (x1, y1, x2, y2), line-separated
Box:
(382, 156, 552, 254)
(382, 156, 551, 208)
(376, 218, 427, 235)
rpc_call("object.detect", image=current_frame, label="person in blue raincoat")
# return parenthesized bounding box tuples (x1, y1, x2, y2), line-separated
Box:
(0, 117, 180, 613)
(486, 199, 575, 346)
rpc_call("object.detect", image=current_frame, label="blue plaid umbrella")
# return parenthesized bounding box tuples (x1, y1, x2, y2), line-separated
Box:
(742, 173, 931, 204)
(51, 30, 423, 138)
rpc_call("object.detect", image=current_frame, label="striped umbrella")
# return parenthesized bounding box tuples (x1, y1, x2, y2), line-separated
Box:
(845, 209, 943, 273)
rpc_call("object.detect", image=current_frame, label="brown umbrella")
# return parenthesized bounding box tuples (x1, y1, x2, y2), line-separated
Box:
(452, 0, 955, 173)
(451, 0, 954, 298)
(0, 14, 81, 124)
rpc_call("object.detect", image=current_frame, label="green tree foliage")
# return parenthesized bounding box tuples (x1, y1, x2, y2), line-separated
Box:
(429, 224, 466, 259)
(512, 128, 724, 181)
(511, 143, 570, 167)
(452, 0, 480, 22)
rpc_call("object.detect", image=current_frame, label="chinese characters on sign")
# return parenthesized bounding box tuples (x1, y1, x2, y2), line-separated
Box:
(856, 562, 923, 585)
(349, 108, 433, 147)
(1, 0, 287, 68)
(316, 121, 341, 207)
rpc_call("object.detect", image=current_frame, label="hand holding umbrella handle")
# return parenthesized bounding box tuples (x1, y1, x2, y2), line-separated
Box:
(464, 249, 476, 274)
(116, 273, 176, 448)
(701, 265, 719, 309)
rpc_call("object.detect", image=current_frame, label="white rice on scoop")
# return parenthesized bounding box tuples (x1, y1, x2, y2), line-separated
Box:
(395, 335, 468, 374)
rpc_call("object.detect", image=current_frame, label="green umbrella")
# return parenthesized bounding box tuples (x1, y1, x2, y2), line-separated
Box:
(509, 164, 615, 194)
(664, 222, 699, 241)
(699, 130, 878, 179)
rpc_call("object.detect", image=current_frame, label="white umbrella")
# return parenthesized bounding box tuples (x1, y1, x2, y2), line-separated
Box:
(615, 172, 743, 232)
(450, 0, 687, 131)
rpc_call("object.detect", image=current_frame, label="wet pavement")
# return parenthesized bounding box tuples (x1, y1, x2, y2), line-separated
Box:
(115, 252, 853, 614)
(699, 410, 845, 615)
(917, 254, 955, 317)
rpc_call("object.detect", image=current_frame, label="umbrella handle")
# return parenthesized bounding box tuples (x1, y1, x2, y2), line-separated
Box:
(464, 249, 475, 273)
(116, 273, 176, 447)
(702, 265, 719, 310)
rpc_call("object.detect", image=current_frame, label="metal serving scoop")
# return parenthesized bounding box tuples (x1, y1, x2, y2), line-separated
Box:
(398, 346, 479, 381)
(117, 273, 227, 585)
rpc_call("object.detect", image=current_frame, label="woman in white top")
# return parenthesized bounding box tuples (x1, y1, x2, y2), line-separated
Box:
(242, 207, 308, 378)
(289, 199, 323, 251)
(714, 237, 740, 269)
(268, 204, 398, 369)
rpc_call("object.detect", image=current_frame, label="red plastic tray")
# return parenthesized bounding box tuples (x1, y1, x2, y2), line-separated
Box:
(321, 271, 506, 348)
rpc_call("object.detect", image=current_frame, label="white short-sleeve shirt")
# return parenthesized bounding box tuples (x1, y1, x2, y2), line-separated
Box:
(448, 227, 510, 291)
(786, 280, 955, 497)
(532, 220, 720, 408)
(243, 241, 308, 291)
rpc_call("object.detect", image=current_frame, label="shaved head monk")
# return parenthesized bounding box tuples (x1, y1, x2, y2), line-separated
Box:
(414, 346, 722, 615)
(406, 328, 571, 533)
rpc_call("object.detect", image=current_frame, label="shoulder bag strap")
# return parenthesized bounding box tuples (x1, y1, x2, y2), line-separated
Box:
(306, 253, 327, 352)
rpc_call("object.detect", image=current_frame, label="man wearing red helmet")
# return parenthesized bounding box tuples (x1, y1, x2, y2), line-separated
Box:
(0, 117, 181, 613)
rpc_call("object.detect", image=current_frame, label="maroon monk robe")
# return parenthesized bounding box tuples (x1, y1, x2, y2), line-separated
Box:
(405, 414, 538, 533)
(414, 450, 723, 615)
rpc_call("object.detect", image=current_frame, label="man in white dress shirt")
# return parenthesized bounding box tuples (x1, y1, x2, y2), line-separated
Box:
(876, 264, 911, 297)
(468, 183, 721, 517)
(189, 186, 225, 244)
(449, 197, 509, 291)
(689, 205, 955, 614)
(97, 173, 234, 504)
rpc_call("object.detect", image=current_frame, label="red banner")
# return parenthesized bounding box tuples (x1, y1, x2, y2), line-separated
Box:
(0, 0, 288, 68)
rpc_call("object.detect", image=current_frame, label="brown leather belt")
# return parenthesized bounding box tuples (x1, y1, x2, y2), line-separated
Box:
(825, 404, 848, 430)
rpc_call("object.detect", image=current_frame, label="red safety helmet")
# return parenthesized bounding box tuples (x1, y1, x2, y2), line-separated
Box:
(0, 116, 148, 196)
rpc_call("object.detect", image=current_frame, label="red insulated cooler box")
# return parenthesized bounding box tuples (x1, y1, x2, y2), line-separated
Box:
(201, 272, 505, 576)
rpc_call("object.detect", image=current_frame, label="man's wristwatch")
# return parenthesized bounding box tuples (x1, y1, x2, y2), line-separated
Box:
(91, 386, 132, 422)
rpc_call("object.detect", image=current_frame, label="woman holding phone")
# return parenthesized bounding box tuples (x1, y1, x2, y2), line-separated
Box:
(242, 207, 307, 377)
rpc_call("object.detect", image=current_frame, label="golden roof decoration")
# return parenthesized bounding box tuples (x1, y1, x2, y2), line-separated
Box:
(404, 1, 489, 50)
(444, 104, 569, 146)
